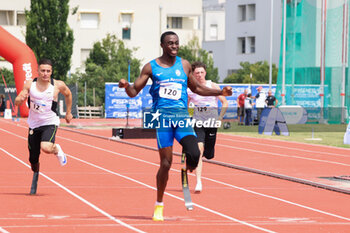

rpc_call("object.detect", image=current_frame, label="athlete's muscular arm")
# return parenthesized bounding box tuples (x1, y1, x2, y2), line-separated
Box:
(212, 82, 228, 120)
(119, 63, 152, 97)
(184, 60, 232, 97)
(14, 80, 32, 106)
(56, 80, 73, 123)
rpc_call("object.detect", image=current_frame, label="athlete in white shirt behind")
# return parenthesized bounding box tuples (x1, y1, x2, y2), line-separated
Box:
(15, 58, 72, 194)
(188, 62, 228, 192)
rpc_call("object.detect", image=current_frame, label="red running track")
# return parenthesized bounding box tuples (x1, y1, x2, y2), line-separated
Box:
(0, 118, 350, 232)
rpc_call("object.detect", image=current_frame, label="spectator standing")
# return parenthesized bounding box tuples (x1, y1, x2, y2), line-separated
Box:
(266, 90, 278, 108)
(254, 86, 266, 123)
(244, 93, 254, 125)
(236, 89, 248, 125)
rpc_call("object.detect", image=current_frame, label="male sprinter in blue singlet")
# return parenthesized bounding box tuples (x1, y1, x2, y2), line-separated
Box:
(119, 31, 232, 221)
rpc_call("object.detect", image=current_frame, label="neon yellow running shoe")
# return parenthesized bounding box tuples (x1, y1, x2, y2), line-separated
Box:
(152, 205, 164, 221)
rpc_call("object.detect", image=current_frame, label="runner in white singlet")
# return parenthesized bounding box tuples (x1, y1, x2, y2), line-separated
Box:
(15, 59, 72, 194)
(187, 62, 228, 193)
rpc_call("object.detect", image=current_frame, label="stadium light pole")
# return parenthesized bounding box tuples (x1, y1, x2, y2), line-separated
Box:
(268, 0, 274, 90)
(159, 5, 163, 56)
(282, 0, 287, 105)
(320, 0, 327, 123)
(126, 60, 131, 127)
(341, 0, 348, 124)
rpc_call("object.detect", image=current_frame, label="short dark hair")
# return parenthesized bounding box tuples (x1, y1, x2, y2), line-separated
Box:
(191, 61, 207, 72)
(38, 58, 53, 67)
(160, 31, 178, 44)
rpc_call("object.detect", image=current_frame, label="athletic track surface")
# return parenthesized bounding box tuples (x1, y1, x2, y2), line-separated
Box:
(1, 118, 350, 233)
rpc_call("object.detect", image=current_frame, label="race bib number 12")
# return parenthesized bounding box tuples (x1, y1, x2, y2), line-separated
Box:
(30, 100, 45, 113)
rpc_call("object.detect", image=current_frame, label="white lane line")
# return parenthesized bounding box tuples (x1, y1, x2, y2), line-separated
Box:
(218, 136, 350, 158)
(0, 128, 275, 232)
(219, 133, 350, 152)
(0, 227, 10, 233)
(42, 132, 350, 222)
(216, 143, 350, 167)
(2, 127, 350, 225)
(201, 176, 350, 222)
(0, 147, 146, 233)
(5, 120, 348, 166)
(69, 152, 350, 223)
(67, 153, 276, 233)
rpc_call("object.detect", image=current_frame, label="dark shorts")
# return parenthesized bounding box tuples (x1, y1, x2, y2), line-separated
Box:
(28, 125, 57, 164)
(237, 107, 245, 117)
(194, 126, 217, 160)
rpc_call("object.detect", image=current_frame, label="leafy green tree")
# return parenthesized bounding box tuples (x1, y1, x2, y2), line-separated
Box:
(25, 0, 74, 81)
(0, 68, 15, 85)
(69, 34, 141, 106)
(224, 61, 278, 84)
(177, 37, 219, 83)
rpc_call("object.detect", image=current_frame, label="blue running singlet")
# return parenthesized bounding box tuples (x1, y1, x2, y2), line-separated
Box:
(149, 56, 196, 148)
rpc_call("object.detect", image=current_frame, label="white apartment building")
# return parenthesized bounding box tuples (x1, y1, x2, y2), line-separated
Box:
(203, 0, 282, 81)
(0, 0, 202, 74)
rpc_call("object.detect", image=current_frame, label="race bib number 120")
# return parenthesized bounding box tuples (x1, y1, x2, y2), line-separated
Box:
(159, 82, 182, 100)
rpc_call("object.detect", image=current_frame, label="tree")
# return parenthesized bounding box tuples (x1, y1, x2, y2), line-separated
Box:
(0, 68, 15, 85)
(223, 61, 278, 84)
(177, 37, 219, 83)
(25, 0, 74, 81)
(69, 34, 141, 106)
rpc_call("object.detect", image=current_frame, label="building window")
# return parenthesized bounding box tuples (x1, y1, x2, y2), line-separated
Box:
(227, 69, 236, 76)
(80, 12, 99, 29)
(247, 4, 256, 21)
(169, 17, 182, 29)
(80, 48, 91, 70)
(210, 24, 218, 40)
(16, 11, 26, 26)
(208, 51, 213, 59)
(238, 37, 246, 54)
(121, 13, 132, 40)
(248, 37, 255, 53)
(0, 10, 15, 25)
(238, 5, 246, 21)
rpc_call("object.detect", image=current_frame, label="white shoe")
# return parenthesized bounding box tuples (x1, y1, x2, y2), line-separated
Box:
(55, 144, 67, 166)
(195, 182, 202, 192)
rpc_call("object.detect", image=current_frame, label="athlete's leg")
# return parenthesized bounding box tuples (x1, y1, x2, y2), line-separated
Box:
(195, 142, 204, 192)
(28, 128, 41, 172)
(203, 128, 217, 159)
(179, 135, 200, 171)
(156, 146, 173, 203)
(153, 127, 175, 221)
(40, 141, 56, 154)
(28, 128, 41, 195)
(193, 126, 205, 192)
(40, 125, 58, 154)
(153, 127, 174, 221)
(39, 125, 67, 166)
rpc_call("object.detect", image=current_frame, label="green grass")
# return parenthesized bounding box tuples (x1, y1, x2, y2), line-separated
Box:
(219, 122, 350, 149)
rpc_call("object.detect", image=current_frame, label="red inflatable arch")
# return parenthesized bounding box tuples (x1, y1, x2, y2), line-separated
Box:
(0, 26, 38, 117)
